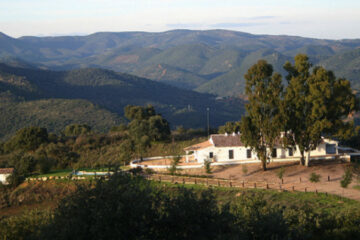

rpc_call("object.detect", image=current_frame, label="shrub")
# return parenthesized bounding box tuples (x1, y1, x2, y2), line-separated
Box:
(129, 166, 143, 175)
(168, 155, 181, 175)
(276, 167, 285, 180)
(340, 167, 353, 188)
(309, 172, 321, 183)
(144, 168, 155, 175)
(242, 165, 248, 176)
(204, 157, 212, 174)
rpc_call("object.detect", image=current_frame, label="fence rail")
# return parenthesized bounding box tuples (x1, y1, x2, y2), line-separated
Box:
(145, 173, 329, 194)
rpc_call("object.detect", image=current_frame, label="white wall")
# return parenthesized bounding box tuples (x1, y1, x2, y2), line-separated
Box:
(193, 138, 338, 163)
(0, 174, 11, 184)
(195, 146, 257, 163)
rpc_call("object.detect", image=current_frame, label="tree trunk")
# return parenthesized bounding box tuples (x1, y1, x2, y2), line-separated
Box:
(300, 151, 305, 166)
(261, 158, 267, 171)
(305, 151, 311, 167)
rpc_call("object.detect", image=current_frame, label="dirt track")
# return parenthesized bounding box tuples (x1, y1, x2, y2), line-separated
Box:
(179, 161, 360, 201)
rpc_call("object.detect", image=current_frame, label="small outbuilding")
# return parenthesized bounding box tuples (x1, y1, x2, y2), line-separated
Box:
(0, 168, 14, 185)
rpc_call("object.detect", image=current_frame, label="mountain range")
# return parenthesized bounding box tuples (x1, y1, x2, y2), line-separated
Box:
(1, 29, 360, 96)
(0, 62, 244, 139)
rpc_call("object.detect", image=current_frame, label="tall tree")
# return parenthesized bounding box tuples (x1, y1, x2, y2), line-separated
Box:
(240, 60, 284, 171)
(4, 126, 48, 152)
(124, 105, 171, 160)
(283, 54, 358, 166)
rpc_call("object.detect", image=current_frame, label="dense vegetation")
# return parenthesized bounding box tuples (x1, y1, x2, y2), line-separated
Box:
(239, 54, 358, 170)
(1, 30, 360, 96)
(0, 105, 209, 185)
(0, 92, 124, 139)
(1, 173, 360, 240)
(0, 63, 244, 139)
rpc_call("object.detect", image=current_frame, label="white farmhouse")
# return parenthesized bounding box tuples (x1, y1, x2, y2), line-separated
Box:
(184, 133, 339, 164)
(0, 168, 14, 185)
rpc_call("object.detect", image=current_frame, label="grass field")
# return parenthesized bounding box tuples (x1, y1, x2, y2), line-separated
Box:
(153, 180, 360, 215)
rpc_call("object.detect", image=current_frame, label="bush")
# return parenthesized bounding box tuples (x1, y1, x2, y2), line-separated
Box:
(242, 165, 248, 175)
(168, 155, 181, 175)
(340, 167, 353, 188)
(128, 166, 143, 175)
(309, 172, 321, 183)
(0, 210, 51, 240)
(276, 167, 285, 180)
(38, 173, 231, 239)
(144, 168, 155, 175)
(204, 157, 212, 174)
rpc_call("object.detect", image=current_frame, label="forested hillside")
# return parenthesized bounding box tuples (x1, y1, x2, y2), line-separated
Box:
(1, 30, 360, 96)
(0, 63, 244, 138)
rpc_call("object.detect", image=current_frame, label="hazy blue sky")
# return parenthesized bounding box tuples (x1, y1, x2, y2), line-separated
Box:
(1, 0, 359, 39)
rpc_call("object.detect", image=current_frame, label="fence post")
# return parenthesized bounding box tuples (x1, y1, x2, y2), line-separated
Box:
(281, 178, 284, 184)
(172, 176, 174, 183)
(328, 176, 330, 182)
(206, 179, 209, 186)
(305, 187, 307, 193)
(230, 181, 232, 187)
(159, 176, 161, 182)
(195, 179, 197, 185)
(254, 183, 256, 189)
(218, 180, 220, 187)
(266, 183, 269, 189)
(242, 181, 244, 188)
(183, 178, 185, 184)
(299, 177, 302, 183)
(292, 186, 295, 191)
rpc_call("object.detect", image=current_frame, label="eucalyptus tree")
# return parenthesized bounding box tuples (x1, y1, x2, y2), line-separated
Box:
(240, 60, 284, 171)
(283, 54, 358, 166)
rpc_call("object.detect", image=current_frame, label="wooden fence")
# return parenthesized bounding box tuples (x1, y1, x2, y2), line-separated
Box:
(145, 174, 329, 195)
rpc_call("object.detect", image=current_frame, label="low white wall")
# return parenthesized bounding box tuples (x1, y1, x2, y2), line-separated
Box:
(0, 174, 11, 184)
(130, 154, 348, 169)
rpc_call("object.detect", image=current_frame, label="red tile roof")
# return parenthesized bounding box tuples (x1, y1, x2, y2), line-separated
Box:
(211, 134, 244, 147)
(184, 140, 212, 151)
(0, 168, 14, 174)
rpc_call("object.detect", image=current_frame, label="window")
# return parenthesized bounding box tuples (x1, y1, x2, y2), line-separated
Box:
(288, 148, 293, 157)
(246, 149, 252, 159)
(326, 144, 336, 154)
(209, 152, 213, 158)
(271, 148, 277, 158)
(229, 150, 234, 159)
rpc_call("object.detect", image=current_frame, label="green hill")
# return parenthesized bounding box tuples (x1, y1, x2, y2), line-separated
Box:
(196, 49, 291, 96)
(1, 29, 360, 96)
(0, 63, 245, 138)
(0, 92, 124, 139)
(318, 48, 360, 89)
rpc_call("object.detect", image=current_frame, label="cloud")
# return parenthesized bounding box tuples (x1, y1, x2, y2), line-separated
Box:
(166, 23, 204, 28)
(210, 22, 267, 28)
(248, 16, 276, 20)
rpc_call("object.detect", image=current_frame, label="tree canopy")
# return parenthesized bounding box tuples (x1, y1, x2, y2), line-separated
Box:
(4, 126, 48, 152)
(240, 60, 284, 170)
(283, 54, 358, 166)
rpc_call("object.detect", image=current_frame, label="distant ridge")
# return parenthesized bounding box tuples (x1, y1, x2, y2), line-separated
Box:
(0, 29, 359, 96)
(0, 63, 245, 138)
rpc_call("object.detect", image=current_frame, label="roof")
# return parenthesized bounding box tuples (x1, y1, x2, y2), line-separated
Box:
(184, 140, 213, 151)
(211, 134, 244, 147)
(0, 168, 14, 174)
(184, 133, 337, 151)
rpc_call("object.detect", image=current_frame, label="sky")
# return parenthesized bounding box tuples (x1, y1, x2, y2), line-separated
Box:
(0, 0, 359, 39)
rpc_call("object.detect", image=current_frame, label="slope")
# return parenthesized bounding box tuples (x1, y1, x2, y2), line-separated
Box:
(0, 92, 124, 139)
(0, 64, 245, 133)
